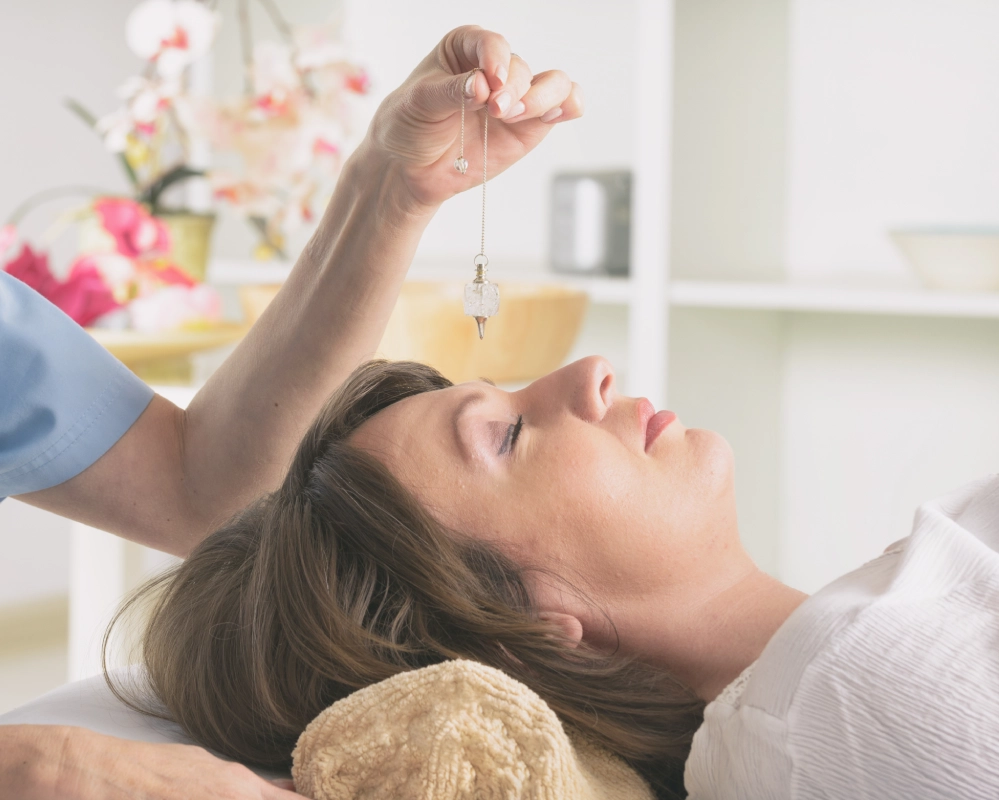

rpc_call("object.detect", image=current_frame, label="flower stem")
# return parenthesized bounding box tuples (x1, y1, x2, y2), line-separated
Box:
(255, 0, 294, 46)
(5, 185, 117, 227)
(237, 0, 255, 97)
(64, 98, 140, 190)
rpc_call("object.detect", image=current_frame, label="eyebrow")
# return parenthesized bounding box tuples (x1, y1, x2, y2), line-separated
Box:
(452, 390, 488, 462)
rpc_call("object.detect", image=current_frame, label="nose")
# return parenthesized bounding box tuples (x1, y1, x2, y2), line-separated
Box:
(518, 356, 616, 423)
(563, 355, 616, 422)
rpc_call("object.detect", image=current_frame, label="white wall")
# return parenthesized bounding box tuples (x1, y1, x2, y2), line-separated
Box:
(778, 0, 999, 591)
(0, 501, 69, 606)
(0, 0, 138, 262)
(780, 315, 999, 591)
(786, 0, 999, 280)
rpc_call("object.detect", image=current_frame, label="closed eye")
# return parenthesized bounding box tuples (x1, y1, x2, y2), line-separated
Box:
(498, 415, 524, 456)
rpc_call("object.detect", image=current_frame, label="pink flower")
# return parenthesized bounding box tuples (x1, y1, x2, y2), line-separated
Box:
(313, 137, 339, 157)
(135, 257, 196, 289)
(50, 257, 123, 327)
(4, 246, 120, 327)
(4, 244, 60, 298)
(344, 68, 370, 94)
(94, 198, 171, 258)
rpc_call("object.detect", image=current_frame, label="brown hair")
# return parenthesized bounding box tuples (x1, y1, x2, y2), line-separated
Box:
(107, 360, 705, 799)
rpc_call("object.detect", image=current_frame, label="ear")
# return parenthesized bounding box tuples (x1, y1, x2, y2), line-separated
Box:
(538, 611, 584, 648)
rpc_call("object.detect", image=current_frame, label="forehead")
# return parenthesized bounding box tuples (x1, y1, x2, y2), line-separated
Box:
(349, 381, 483, 465)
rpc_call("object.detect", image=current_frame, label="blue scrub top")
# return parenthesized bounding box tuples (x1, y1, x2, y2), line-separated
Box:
(0, 271, 154, 499)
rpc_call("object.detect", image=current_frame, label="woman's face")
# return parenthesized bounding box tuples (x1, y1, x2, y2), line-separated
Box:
(351, 357, 738, 643)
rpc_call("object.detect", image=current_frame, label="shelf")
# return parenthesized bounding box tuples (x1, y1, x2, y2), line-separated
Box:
(208, 258, 635, 306)
(210, 260, 999, 318)
(670, 280, 999, 319)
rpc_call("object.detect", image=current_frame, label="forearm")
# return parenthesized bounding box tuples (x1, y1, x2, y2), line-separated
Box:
(0, 725, 70, 800)
(176, 145, 438, 548)
(0, 724, 300, 799)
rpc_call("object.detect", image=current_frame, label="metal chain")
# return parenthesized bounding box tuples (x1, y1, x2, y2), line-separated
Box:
(480, 111, 487, 259)
(458, 69, 488, 266)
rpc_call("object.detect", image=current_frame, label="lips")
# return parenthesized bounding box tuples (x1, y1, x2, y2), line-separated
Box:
(638, 398, 676, 451)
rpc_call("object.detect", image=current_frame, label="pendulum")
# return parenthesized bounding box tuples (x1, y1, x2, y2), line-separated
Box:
(457, 69, 499, 339)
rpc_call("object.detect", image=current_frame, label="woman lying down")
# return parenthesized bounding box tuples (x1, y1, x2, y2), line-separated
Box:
(108, 27, 999, 800)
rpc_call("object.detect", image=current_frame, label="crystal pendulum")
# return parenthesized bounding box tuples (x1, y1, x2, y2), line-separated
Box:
(465, 254, 499, 339)
(457, 70, 499, 339)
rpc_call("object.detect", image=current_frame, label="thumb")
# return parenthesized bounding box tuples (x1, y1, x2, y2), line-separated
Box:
(411, 69, 487, 120)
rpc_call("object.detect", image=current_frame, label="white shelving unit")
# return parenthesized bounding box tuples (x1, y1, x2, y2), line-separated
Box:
(670, 280, 999, 319)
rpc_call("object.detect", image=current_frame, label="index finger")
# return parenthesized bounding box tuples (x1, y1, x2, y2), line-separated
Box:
(444, 25, 511, 91)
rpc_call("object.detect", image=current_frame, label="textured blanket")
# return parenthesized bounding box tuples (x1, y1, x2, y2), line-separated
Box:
(292, 659, 654, 800)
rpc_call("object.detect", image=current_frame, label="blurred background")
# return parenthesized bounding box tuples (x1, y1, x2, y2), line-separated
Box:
(3, 0, 999, 714)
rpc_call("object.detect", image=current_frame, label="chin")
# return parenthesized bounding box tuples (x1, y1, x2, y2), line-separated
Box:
(689, 427, 736, 496)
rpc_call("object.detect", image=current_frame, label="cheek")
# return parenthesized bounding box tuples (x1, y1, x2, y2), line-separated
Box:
(498, 442, 645, 576)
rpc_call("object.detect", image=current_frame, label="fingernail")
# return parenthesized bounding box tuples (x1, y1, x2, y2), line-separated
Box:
(496, 64, 508, 85)
(495, 91, 511, 115)
(506, 100, 526, 119)
(463, 73, 476, 97)
(540, 107, 564, 123)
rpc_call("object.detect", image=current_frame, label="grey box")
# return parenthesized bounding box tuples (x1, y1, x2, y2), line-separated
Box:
(550, 170, 631, 276)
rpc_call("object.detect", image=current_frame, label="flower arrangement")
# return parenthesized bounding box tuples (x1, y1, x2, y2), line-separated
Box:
(1, 198, 221, 332)
(205, 9, 371, 256)
(2, 0, 369, 332)
(89, 0, 370, 257)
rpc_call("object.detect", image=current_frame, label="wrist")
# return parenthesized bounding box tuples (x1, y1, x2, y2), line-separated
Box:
(302, 140, 438, 275)
(343, 138, 441, 225)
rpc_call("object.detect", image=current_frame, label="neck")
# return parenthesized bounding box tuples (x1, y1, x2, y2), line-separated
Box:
(616, 563, 808, 703)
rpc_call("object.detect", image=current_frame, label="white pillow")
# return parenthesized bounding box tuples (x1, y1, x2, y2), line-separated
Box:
(0, 669, 288, 780)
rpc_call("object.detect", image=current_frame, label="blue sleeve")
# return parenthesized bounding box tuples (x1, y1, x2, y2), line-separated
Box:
(0, 271, 154, 498)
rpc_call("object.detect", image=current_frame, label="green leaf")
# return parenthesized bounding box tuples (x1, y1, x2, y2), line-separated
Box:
(138, 165, 205, 215)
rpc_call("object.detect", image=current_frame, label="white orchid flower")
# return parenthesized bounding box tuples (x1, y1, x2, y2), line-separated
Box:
(252, 41, 300, 101)
(96, 75, 181, 152)
(126, 0, 219, 78)
(293, 23, 348, 71)
(96, 108, 134, 153)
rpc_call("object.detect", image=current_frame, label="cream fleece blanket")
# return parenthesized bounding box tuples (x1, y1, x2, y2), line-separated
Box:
(291, 659, 654, 800)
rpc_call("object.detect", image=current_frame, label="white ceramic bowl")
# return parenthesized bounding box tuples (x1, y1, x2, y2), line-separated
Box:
(889, 228, 999, 292)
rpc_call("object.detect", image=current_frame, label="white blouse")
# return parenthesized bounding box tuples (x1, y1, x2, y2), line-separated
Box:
(685, 474, 999, 800)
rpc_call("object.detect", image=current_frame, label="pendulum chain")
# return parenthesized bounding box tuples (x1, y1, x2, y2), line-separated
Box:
(479, 111, 488, 260)
(459, 69, 499, 339)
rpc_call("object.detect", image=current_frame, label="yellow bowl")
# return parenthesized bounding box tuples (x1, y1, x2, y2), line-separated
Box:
(240, 281, 589, 385)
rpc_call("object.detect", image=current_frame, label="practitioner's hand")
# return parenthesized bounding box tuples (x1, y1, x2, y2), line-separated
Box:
(365, 25, 584, 211)
(3, 725, 301, 800)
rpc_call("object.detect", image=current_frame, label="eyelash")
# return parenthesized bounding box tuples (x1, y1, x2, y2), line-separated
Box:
(499, 415, 524, 456)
